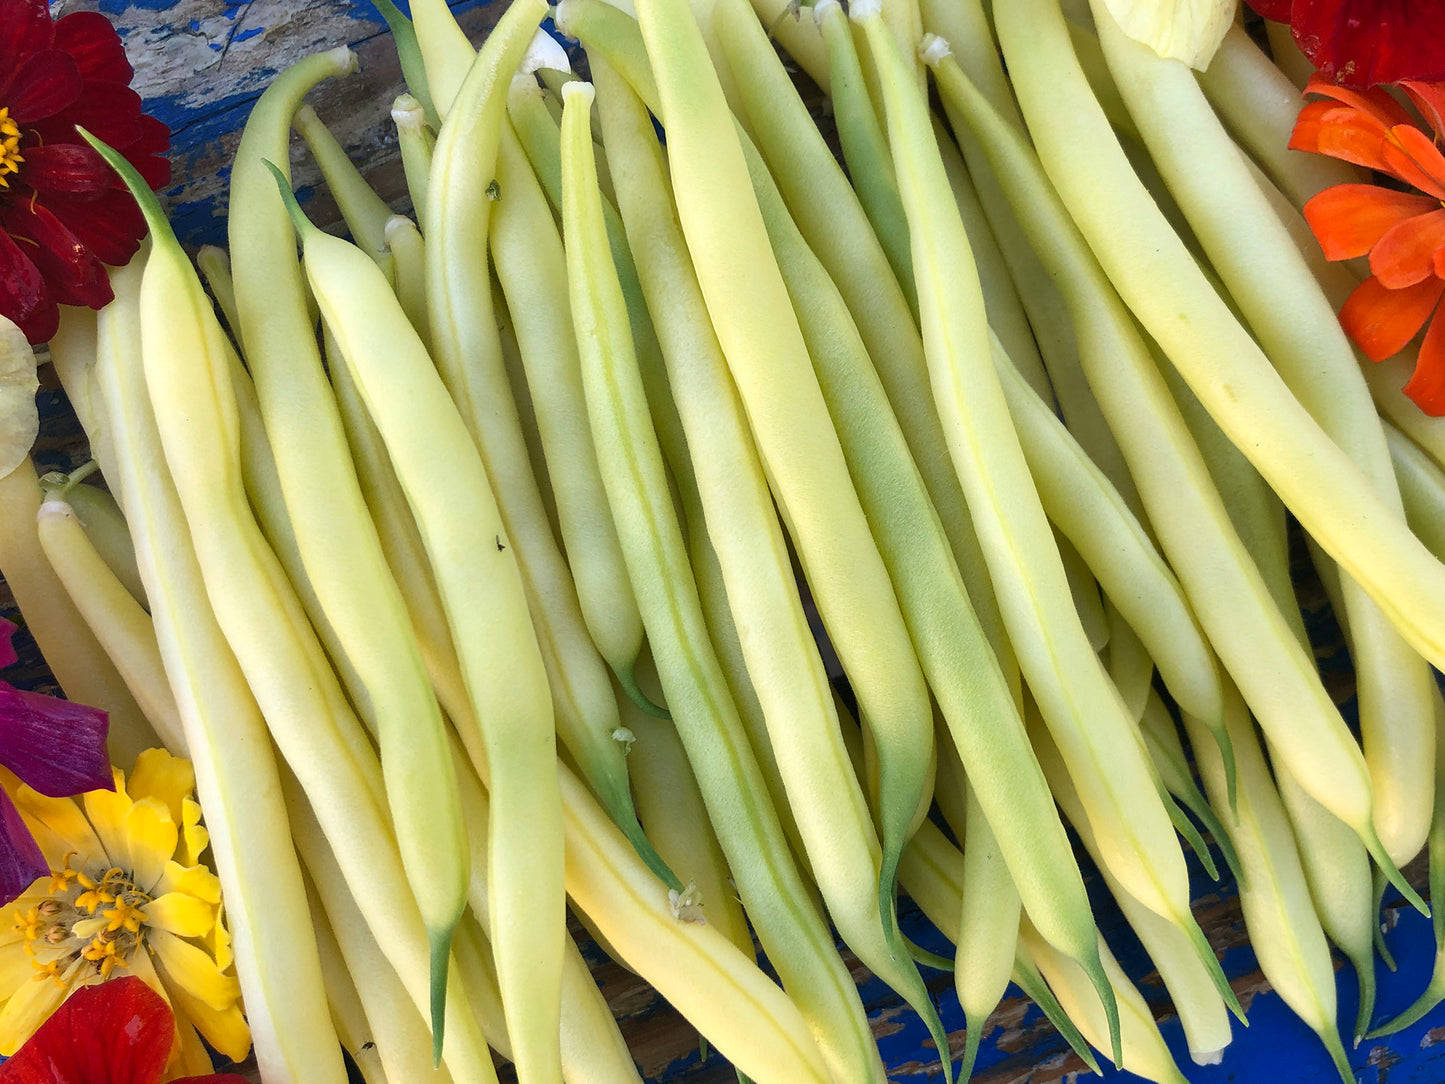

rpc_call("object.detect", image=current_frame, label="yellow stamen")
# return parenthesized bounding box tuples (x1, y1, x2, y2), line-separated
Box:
(0, 107, 24, 191)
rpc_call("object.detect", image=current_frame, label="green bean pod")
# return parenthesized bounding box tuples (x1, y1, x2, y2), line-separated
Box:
(293, 104, 392, 260)
(561, 80, 884, 1083)
(228, 47, 469, 1021)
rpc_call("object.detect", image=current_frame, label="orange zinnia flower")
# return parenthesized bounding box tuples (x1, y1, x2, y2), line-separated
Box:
(1293, 74, 1445, 414)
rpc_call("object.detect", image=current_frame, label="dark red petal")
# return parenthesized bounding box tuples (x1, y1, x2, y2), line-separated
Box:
(47, 81, 142, 148)
(0, 680, 113, 797)
(0, 0, 56, 91)
(1341, 274, 1445, 360)
(52, 11, 133, 86)
(118, 147, 171, 192)
(0, 975, 175, 1084)
(1245, 0, 1292, 19)
(1301, 184, 1439, 261)
(1291, 0, 1445, 86)
(1370, 208, 1445, 288)
(0, 784, 48, 909)
(4, 50, 83, 125)
(1403, 299, 1445, 415)
(0, 616, 17, 669)
(129, 114, 171, 157)
(0, 202, 112, 311)
(44, 190, 145, 267)
(0, 226, 54, 344)
(18, 143, 113, 199)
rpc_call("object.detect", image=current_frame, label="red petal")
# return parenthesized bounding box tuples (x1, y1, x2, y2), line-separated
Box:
(1, 976, 175, 1084)
(4, 50, 83, 124)
(48, 81, 143, 148)
(0, 227, 54, 344)
(0, 785, 48, 909)
(1341, 274, 1445, 361)
(0, 0, 55, 89)
(128, 114, 171, 157)
(0, 202, 112, 311)
(1289, 101, 1397, 173)
(1382, 123, 1445, 200)
(52, 11, 133, 86)
(44, 190, 145, 267)
(1401, 80, 1445, 135)
(1403, 299, 1445, 414)
(1370, 208, 1445, 288)
(1301, 184, 1439, 261)
(1245, 0, 1292, 19)
(1291, 0, 1445, 86)
(18, 143, 113, 198)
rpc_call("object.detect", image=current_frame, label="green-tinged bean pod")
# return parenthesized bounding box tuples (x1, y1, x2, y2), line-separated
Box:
(384, 215, 432, 351)
(227, 47, 469, 1025)
(813, 0, 914, 306)
(81, 188, 356, 1084)
(491, 124, 653, 721)
(738, 120, 1108, 1072)
(50, 478, 145, 607)
(1019, 920, 1189, 1084)
(274, 175, 566, 1084)
(424, 1, 674, 894)
(369, 0, 439, 127)
(559, 765, 833, 1084)
(35, 494, 181, 752)
(998, 0, 1445, 793)
(1093, 0, 1434, 870)
(392, 94, 436, 223)
(195, 245, 244, 353)
(293, 104, 392, 260)
(1389, 422, 1445, 564)
(928, 43, 1426, 908)
(1030, 713, 1236, 1067)
(634, 1, 942, 1054)
(1183, 689, 1353, 1083)
(561, 80, 883, 1083)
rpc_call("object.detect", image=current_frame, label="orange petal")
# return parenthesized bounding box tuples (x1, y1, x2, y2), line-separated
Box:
(1401, 81, 1445, 136)
(1340, 275, 1445, 361)
(1370, 209, 1445, 289)
(1302, 185, 1440, 261)
(1402, 301, 1445, 416)
(1302, 74, 1416, 128)
(1290, 101, 1396, 173)
(1383, 124, 1445, 200)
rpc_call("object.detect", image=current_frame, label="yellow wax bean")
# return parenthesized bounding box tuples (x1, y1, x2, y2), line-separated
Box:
(392, 94, 436, 224)
(563, 78, 884, 1083)
(633, 0, 939, 1054)
(277, 176, 566, 1084)
(195, 245, 243, 354)
(228, 45, 468, 1022)
(35, 494, 180, 752)
(93, 234, 348, 1084)
(384, 215, 432, 351)
(293, 104, 393, 260)
(53, 479, 146, 607)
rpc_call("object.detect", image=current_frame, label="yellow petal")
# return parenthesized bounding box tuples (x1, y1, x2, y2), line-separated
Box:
(209, 904, 233, 974)
(169, 1012, 219, 1079)
(1096, 0, 1236, 70)
(0, 942, 53, 991)
(83, 773, 136, 871)
(123, 797, 179, 893)
(145, 892, 216, 940)
(180, 798, 209, 868)
(0, 959, 80, 1054)
(154, 862, 221, 905)
(171, 981, 252, 1063)
(11, 789, 106, 871)
(148, 929, 240, 1011)
(126, 750, 195, 830)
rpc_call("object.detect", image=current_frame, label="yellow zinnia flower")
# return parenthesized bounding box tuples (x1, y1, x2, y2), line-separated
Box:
(0, 748, 249, 1079)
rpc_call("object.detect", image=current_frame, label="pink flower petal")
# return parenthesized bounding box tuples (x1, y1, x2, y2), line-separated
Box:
(0, 785, 48, 908)
(0, 616, 18, 669)
(0, 680, 113, 797)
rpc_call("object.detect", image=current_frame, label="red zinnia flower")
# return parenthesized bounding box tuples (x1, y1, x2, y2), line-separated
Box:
(1248, 0, 1445, 87)
(0, 0, 170, 345)
(0, 976, 249, 1084)
(1293, 75, 1445, 414)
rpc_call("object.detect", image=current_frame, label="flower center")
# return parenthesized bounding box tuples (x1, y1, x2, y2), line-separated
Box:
(14, 854, 152, 986)
(0, 108, 22, 189)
